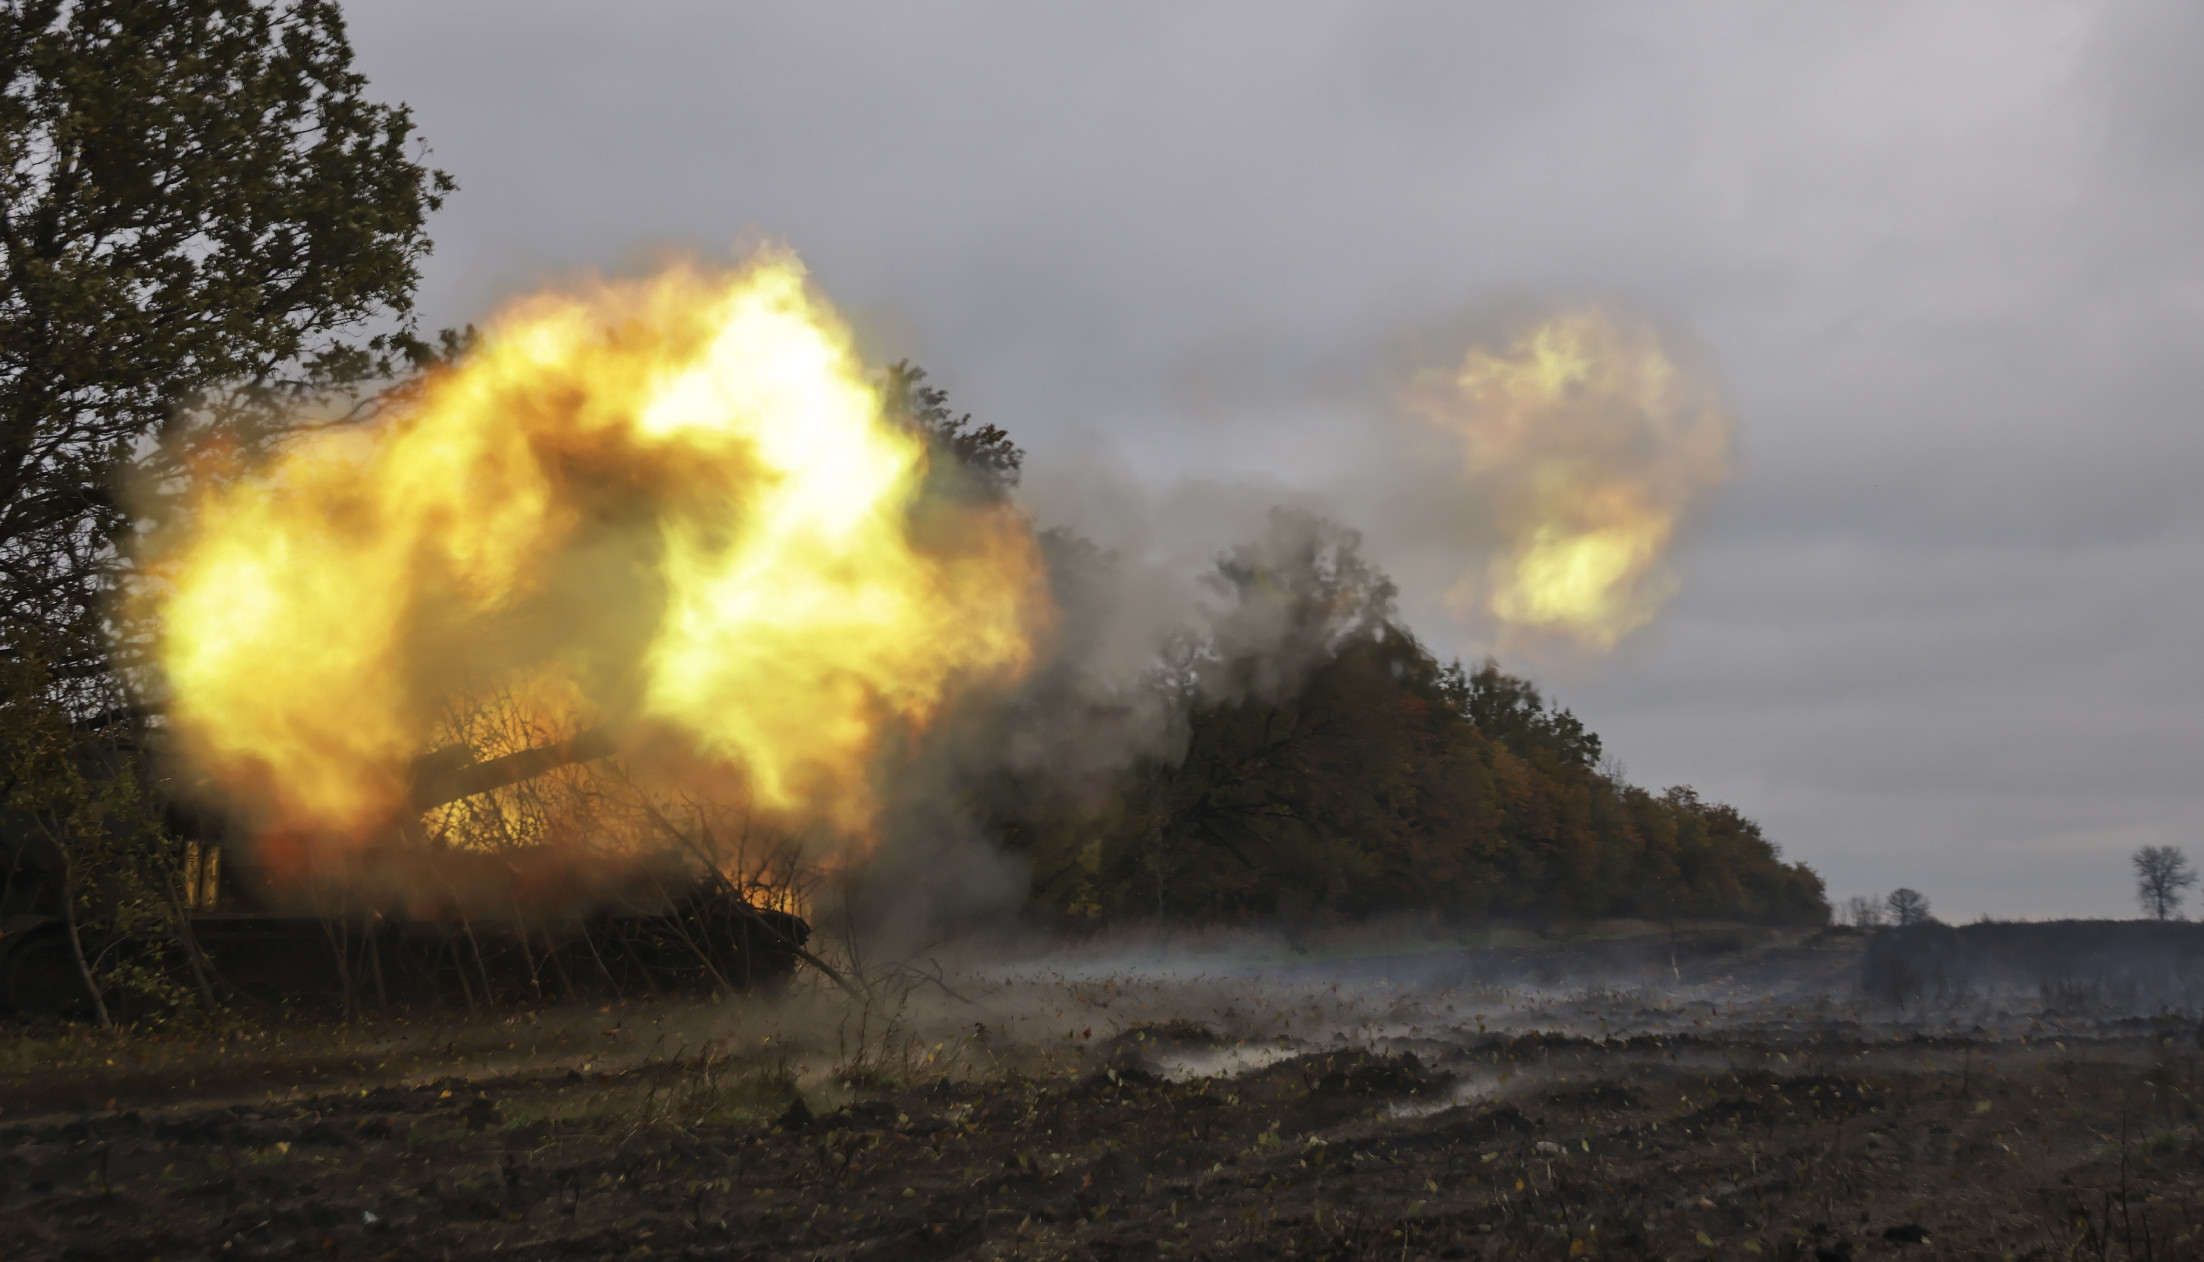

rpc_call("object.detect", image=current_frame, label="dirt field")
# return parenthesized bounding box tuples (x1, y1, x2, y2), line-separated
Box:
(3, 928, 2201, 1260)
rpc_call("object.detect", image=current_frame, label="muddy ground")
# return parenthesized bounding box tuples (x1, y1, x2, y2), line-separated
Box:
(3, 927, 2202, 1260)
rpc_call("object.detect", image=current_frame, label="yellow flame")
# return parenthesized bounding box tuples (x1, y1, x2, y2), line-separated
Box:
(136, 251, 1049, 856)
(1415, 308, 1731, 650)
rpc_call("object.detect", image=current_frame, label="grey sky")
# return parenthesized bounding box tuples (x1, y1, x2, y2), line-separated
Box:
(345, 1, 2204, 920)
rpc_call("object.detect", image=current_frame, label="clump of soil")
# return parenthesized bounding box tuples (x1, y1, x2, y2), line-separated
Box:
(1306, 1049, 1450, 1097)
(1085, 1020, 1225, 1087)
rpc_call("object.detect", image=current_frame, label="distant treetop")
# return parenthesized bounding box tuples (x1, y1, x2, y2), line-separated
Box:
(883, 360, 1022, 503)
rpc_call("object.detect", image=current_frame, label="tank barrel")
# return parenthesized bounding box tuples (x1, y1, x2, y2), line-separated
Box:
(406, 728, 619, 812)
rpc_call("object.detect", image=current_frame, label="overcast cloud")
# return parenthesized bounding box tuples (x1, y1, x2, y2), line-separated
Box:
(345, 1, 2204, 920)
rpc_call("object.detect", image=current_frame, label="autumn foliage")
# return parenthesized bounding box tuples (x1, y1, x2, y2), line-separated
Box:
(990, 527, 1826, 927)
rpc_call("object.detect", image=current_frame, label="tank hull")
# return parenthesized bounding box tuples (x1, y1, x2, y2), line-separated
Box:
(0, 893, 809, 1020)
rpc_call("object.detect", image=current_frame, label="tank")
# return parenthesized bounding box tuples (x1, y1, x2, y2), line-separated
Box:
(0, 853, 811, 1020)
(0, 734, 814, 1020)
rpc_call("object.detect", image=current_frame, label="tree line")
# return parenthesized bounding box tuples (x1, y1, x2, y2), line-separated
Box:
(976, 518, 1829, 928)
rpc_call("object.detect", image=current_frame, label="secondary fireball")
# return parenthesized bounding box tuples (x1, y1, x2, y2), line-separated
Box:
(1410, 307, 1732, 650)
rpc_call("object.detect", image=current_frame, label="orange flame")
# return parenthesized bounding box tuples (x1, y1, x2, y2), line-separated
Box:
(135, 251, 1049, 859)
(1412, 308, 1732, 650)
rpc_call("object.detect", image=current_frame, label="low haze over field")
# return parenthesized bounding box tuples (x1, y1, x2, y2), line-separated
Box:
(344, 1, 2204, 920)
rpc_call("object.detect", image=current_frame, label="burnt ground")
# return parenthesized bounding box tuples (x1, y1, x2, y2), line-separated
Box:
(3, 1016, 2202, 1260)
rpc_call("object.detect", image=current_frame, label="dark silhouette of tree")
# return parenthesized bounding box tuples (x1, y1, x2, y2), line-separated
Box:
(2133, 845, 2195, 922)
(990, 519, 1828, 928)
(1451, 658, 1602, 770)
(1886, 887, 1932, 926)
(0, 0, 450, 699)
(0, 0, 449, 1023)
(882, 360, 1021, 503)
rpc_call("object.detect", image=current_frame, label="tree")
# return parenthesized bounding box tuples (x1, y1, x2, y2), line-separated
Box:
(0, 0, 450, 695)
(0, 0, 447, 1025)
(1885, 887, 1931, 927)
(992, 516, 1829, 927)
(883, 360, 1021, 503)
(1449, 657, 1603, 770)
(2133, 845, 2195, 922)
(0, 654, 199, 1030)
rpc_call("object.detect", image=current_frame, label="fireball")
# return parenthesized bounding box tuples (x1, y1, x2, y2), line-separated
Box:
(136, 251, 1050, 858)
(1412, 308, 1732, 650)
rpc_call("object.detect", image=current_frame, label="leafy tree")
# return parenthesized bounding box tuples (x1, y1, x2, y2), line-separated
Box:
(0, 0, 448, 1024)
(993, 520, 1828, 928)
(1885, 887, 1932, 927)
(0, 0, 450, 695)
(883, 359, 1021, 503)
(1446, 658, 1602, 771)
(0, 655, 201, 1029)
(2133, 845, 2195, 922)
